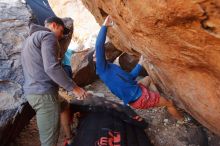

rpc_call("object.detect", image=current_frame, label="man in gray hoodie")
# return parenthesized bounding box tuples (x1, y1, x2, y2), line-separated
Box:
(21, 17, 87, 146)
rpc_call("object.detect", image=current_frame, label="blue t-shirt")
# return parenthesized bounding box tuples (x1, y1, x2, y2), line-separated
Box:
(95, 26, 142, 104)
(62, 48, 75, 66)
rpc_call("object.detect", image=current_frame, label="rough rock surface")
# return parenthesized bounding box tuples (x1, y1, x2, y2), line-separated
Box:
(0, 0, 29, 85)
(71, 50, 97, 86)
(0, 0, 35, 145)
(104, 42, 122, 62)
(81, 0, 220, 135)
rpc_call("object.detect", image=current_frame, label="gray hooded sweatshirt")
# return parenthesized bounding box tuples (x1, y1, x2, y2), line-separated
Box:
(21, 24, 76, 95)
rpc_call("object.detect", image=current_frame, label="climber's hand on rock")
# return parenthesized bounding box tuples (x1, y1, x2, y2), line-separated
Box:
(103, 15, 114, 27)
(72, 86, 88, 100)
(138, 55, 145, 65)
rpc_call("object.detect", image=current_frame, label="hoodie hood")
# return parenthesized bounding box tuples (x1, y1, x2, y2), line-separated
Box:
(29, 23, 51, 35)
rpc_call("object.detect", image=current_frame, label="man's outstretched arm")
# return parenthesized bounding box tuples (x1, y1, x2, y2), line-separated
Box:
(95, 16, 113, 74)
(95, 26, 108, 73)
(129, 55, 144, 79)
(41, 33, 87, 100)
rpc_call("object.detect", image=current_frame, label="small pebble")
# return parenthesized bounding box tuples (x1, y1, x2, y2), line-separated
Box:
(164, 119, 169, 123)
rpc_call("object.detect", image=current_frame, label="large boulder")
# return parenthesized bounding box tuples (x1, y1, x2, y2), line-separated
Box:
(104, 42, 122, 62)
(81, 0, 220, 135)
(0, 1, 35, 145)
(0, 81, 35, 145)
(71, 50, 97, 87)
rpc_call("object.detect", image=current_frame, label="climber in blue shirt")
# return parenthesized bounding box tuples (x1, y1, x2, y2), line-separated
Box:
(95, 16, 184, 121)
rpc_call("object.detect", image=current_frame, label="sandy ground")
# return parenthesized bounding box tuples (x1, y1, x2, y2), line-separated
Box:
(12, 80, 220, 146)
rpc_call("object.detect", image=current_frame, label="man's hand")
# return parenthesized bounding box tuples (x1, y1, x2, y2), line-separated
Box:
(103, 15, 114, 27)
(72, 86, 87, 100)
(138, 55, 145, 65)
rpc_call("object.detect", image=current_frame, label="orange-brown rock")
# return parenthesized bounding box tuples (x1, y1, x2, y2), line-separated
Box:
(81, 0, 220, 135)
